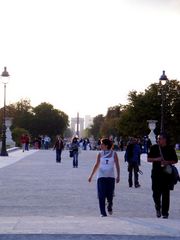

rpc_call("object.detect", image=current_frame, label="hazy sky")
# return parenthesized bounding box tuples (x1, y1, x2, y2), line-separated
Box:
(0, 0, 180, 119)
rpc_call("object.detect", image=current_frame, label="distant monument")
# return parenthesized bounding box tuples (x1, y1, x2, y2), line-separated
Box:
(70, 114, 93, 138)
(71, 113, 84, 138)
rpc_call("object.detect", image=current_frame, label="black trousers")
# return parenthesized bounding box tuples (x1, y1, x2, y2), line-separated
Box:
(97, 177, 115, 216)
(152, 172, 170, 216)
(56, 149, 62, 162)
(128, 163, 139, 187)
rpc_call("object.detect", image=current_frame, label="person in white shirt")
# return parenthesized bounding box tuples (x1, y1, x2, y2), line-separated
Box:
(88, 138, 120, 217)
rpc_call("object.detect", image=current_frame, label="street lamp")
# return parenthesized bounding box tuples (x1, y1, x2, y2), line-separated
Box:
(159, 70, 168, 134)
(0, 67, 10, 156)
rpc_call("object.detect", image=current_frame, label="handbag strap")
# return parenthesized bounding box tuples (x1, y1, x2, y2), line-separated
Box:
(158, 145, 164, 161)
(158, 145, 165, 167)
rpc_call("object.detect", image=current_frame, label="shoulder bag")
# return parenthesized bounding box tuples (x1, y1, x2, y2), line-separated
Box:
(158, 145, 172, 174)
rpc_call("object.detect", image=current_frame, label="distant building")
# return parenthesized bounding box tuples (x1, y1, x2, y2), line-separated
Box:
(85, 115, 93, 129)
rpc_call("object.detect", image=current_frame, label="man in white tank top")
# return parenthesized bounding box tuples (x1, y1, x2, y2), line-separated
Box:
(88, 138, 120, 217)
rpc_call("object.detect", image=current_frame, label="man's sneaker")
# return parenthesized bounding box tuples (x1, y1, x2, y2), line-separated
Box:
(100, 214, 107, 217)
(107, 205, 113, 215)
(156, 210, 161, 218)
(108, 209, 113, 215)
(135, 184, 141, 188)
(162, 215, 168, 219)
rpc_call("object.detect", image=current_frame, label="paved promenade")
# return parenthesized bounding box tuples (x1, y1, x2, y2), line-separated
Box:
(0, 149, 179, 239)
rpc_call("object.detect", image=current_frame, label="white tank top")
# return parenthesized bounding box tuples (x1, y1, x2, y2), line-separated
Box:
(97, 150, 115, 179)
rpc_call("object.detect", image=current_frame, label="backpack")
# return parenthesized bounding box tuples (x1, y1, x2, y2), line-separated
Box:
(169, 165, 180, 190)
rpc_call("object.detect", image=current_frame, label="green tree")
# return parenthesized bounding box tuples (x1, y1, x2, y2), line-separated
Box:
(9, 99, 34, 132)
(12, 127, 30, 147)
(118, 80, 180, 142)
(101, 105, 123, 137)
(0, 99, 33, 138)
(161, 80, 180, 142)
(1, 99, 69, 140)
(32, 102, 69, 137)
(89, 114, 104, 140)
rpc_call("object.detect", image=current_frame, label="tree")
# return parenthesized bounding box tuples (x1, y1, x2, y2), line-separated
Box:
(9, 99, 34, 132)
(118, 90, 158, 137)
(118, 80, 180, 142)
(1, 99, 69, 140)
(32, 102, 69, 137)
(12, 127, 30, 147)
(89, 114, 104, 140)
(100, 105, 124, 138)
(0, 99, 34, 138)
(161, 80, 180, 142)
(89, 80, 180, 143)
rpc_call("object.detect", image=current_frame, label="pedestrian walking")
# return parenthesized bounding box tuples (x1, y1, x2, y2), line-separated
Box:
(24, 134, 30, 151)
(53, 135, 64, 163)
(20, 134, 26, 152)
(148, 133, 178, 219)
(88, 138, 120, 217)
(70, 137, 79, 168)
(124, 137, 141, 188)
(44, 135, 51, 149)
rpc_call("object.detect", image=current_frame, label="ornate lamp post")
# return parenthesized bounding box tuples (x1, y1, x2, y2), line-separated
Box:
(0, 67, 10, 156)
(159, 70, 168, 134)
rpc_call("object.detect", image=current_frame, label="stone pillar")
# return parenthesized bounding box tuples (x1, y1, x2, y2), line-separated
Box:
(5, 117, 16, 147)
(147, 120, 157, 145)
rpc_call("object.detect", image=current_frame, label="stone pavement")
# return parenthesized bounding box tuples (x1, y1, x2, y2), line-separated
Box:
(0, 149, 179, 239)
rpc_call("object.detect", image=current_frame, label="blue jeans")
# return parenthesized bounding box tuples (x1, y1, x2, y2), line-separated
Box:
(73, 151, 78, 167)
(25, 143, 29, 151)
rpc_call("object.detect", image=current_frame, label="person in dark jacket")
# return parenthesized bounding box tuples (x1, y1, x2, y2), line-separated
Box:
(70, 137, 79, 168)
(125, 137, 141, 188)
(148, 133, 178, 219)
(53, 135, 64, 163)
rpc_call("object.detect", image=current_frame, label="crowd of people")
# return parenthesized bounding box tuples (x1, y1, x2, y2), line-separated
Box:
(20, 134, 52, 151)
(88, 134, 178, 218)
(19, 132, 179, 219)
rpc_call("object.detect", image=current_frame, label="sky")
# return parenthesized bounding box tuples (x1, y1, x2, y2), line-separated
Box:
(0, 0, 180, 119)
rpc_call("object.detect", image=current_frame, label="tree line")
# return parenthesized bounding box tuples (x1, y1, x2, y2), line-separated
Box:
(0, 100, 69, 145)
(88, 80, 180, 144)
(0, 79, 179, 146)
